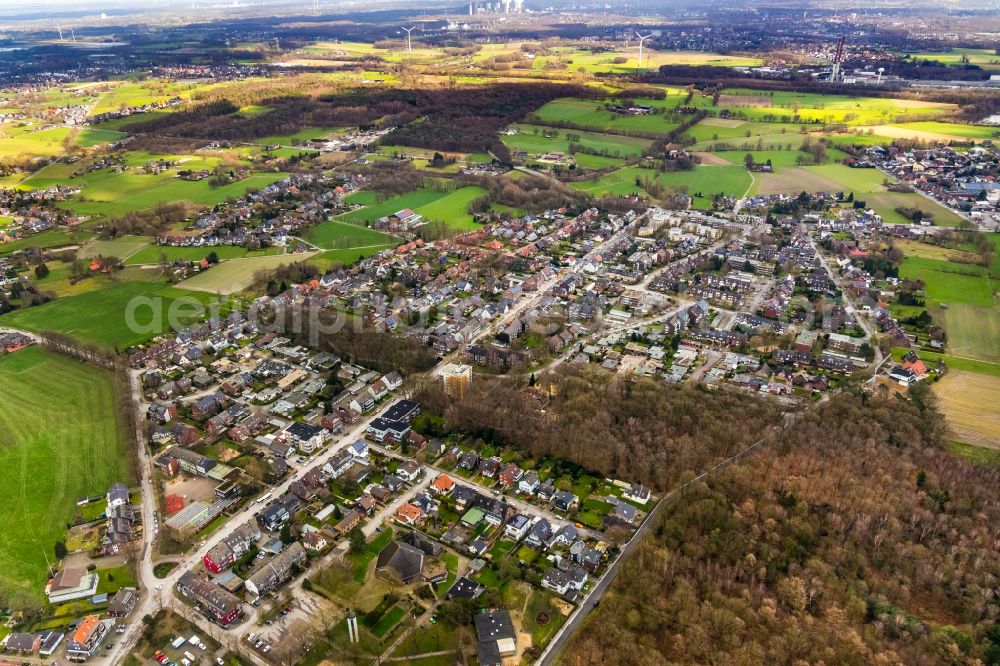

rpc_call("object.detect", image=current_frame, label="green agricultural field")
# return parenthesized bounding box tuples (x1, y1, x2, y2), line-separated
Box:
(89, 81, 181, 115)
(74, 128, 127, 148)
(945, 303, 1000, 363)
(713, 148, 850, 169)
(91, 110, 172, 131)
(0, 281, 219, 349)
(717, 88, 955, 125)
(864, 192, 966, 227)
(305, 220, 399, 250)
(61, 172, 287, 221)
(338, 186, 486, 232)
(899, 255, 995, 308)
(338, 189, 449, 226)
(0, 228, 93, 256)
(79, 236, 150, 261)
(803, 164, 890, 194)
(124, 244, 284, 266)
(0, 129, 69, 159)
(891, 348, 1000, 378)
(684, 119, 808, 145)
(504, 124, 652, 159)
(311, 246, 393, 270)
(177, 253, 317, 295)
(891, 122, 1000, 141)
(417, 186, 487, 231)
(573, 153, 627, 170)
(900, 48, 1000, 71)
(0, 347, 131, 603)
(571, 164, 752, 204)
(253, 127, 343, 146)
(531, 97, 682, 135)
(567, 49, 762, 74)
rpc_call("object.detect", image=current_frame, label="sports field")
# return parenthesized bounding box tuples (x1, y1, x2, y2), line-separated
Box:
(933, 371, 1000, 449)
(0, 347, 131, 603)
(0, 281, 219, 349)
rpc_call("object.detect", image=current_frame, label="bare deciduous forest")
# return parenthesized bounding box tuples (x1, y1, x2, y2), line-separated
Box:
(414, 370, 999, 664)
(556, 388, 1000, 666)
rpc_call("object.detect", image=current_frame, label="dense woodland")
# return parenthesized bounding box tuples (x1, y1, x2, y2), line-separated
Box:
(124, 83, 592, 162)
(272, 304, 438, 377)
(416, 367, 780, 493)
(557, 388, 1000, 666)
(414, 369, 1000, 664)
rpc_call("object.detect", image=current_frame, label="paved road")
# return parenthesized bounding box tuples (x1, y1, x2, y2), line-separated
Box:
(808, 236, 883, 368)
(97, 259, 572, 665)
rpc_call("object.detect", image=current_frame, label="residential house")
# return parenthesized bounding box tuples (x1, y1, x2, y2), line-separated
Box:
(552, 490, 579, 512)
(107, 587, 138, 618)
(65, 616, 110, 661)
(395, 503, 426, 526)
(541, 566, 588, 598)
(176, 572, 244, 626)
(430, 474, 454, 495)
(245, 542, 307, 597)
(498, 463, 523, 488)
(203, 522, 261, 573)
(622, 484, 651, 505)
(518, 471, 540, 495)
(504, 514, 532, 541)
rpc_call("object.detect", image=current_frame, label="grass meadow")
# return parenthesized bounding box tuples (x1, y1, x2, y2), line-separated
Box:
(0, 347, 131, 603)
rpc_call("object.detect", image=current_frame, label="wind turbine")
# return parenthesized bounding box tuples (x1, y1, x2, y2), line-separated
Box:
(635, 31, 651, 68)
(57, 26, 64, 40)
(402, 26, 416, 55)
